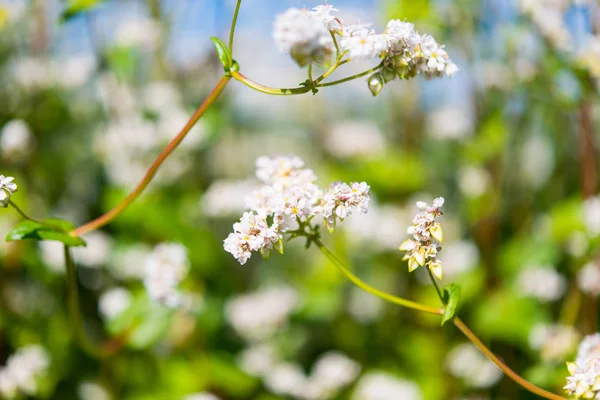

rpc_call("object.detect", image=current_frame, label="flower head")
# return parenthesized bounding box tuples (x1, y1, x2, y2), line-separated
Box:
(565, 333, 600, 399)
(399, 197, 445, 279)
(143, 242, 190, 308)
(0, 175, 17, 207)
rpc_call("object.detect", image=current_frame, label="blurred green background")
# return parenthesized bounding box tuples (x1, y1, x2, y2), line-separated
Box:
(1, 0, 600, 399)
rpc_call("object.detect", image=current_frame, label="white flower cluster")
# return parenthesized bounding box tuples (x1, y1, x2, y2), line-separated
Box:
(0, 345, 50, 399)
(272, 5, 457, 88)
(225, 286, 299, 342)
(529, 323, 579, 363)
(398, 198, 445, 280)
(351, 372, 422, 400)
(446, 343, 503, 389)
(578, 261, 600, 296)
(565, 334, 600, 398)
(1, 119, 34, 162)
(98, 287, 132, 320)
(517, 265, 566, 302)
(224, 155, 370, 265)
(0, 175, 17, 208)
(143, 242, 190, 308)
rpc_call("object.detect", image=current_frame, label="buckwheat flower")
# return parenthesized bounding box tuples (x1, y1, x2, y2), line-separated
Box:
(1, 120, 33, 161)
(312, 181, 370, 232)
(578, 262, 600, 296)
(264, 363, 309, 398)
(583, 196, 600, 236)
(238, 343, 279, 377)
(309, 352, 361, 397)
(577, 334, 600, 362)
(223, 212, 282, 264)
(529, 324, 579, 363)
(98, 287, 132, 320)
(273, 7, 335, 67)
(517, 265, 566, 302)
(0, 175, 17, 207)
(352, 372, 422, 400)
(399, 198, 445, 279)
(143, 242, 190, 308)
(564, 357, 600, 399)
(446, 343, 503, 389)
(0, 345, 50, 398)
(340, 24, 389, 59)
(77, 381, 111, 400)
(225, 286, 298, 342)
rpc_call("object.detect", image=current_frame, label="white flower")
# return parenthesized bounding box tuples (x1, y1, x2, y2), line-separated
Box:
(223, 212, 282, 265)
(308, 352, 361, 396)
(264, 363, 309, 398)
(313, 181, 370, 232)
(114, 18, 160, 50)
(225, 286, 298, 341)
(517, 265, 566, 302)
(576, 334, 600, 362)
(352, 372, 422, 400)
(273, 7, 335, 67)
(78, 381, 111, 400)
(446, 343, 503, 389)
(0, 345, 50, 398)
(529, 324, 579, 363)
(564, 334, 600, 400)
(398, 198, 445, 279)
(325, 120, 386, 159)
(202, 180, 258, 217)
(458, 166, 491, 197)
(584, 196, 600, 236)
(72, 231, 113, 268)
(0, 175, 17, 207)
(1, 120, 33, 161)
(340, 25, 389, 59)
(578, 262, 600, 296)
(182, 393, 220, 400)
(98, 287, 132, 320)
(238, 344, 279, 377)
(143, 243, 190, 308)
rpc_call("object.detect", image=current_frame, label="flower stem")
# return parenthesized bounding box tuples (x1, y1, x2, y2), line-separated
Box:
(9, 200, 67, 232)
(64, 245, 127, 358)
(453, 317, 567, 400)
(230, 71, 311, 95)
(72, 75, 231, 237)
(315, 239, 566, 400)
(316, 63, 383, 88)
(426, 267, 444, 303)
(313, 239, 443, 315)
(229, 0, 242, 53)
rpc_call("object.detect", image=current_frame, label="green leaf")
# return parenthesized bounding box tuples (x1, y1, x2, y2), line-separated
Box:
(6, 220, 86, 247)
(441, 284, 461, 325)
(128, 304, 173, 349)
(210, 37, 232, 69)
(61, 0, 103, 22)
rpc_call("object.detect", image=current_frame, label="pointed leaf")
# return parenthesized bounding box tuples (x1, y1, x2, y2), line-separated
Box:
(441, 284, 461, 325)
(210, 37, 232, 69)
(6, 220, 86, 247)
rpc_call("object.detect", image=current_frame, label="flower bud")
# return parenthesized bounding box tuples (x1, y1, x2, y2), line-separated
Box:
(368, 72, 384, 97)
(382, 67, 397, 83)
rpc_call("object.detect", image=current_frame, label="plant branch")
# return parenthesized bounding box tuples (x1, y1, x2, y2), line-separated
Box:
(313, 239, 443, 315)
(316, 62, 383, 88)
(229, 0, 242, 54)
(72, 75, 231, 237)
(230, 71, 311, 95)
(9, 201, 67, 232)
(453, 318, 567, 400)
(427, 267, 444, 303)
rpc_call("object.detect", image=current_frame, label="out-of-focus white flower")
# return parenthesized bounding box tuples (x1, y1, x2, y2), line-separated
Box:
(399, 197, 445, 279)
(564, 333, 600, 398)
(98, 287, 132, 320)
(78, 381, 111, 400)
(110, 244, 152, 280)
(0, 175, 17, 207)
(517, 265, 566, 302)
(584, 196, 600, 236)
(439, 240, 479, 280)
(273, 7, 335, 67)
(1, 120, 33, 161)
(55, 54, 96, 89)
(347, 286, 384, 322)
(225, 286, 298, 341)
(427, 105, 474, 140)
(202, 180, 258, 217)
(351, 372, 422, 400)
(446, 343, 503, 389)
(182, 393, 220, 400)
(238, 343, 279, 377)
(38, 241, 65, 273)
(72, 231, 113, 268)
(143, 243, 190, 308)
(264, 363, 309, 398)
(325, 121, 385, 159)
(307, 352, 361, 398)
(0, 345, 50, 398)
(345, 203, 410, 252)
(578, 35, 600, 78)
(11, 57, 53, 90)
(529, 324, 579, 363)
(458, 166, 490, 197)
(520, 134, 554, 189)
(519, 0, 571, 51)
(578, 262, 600, 296)
(114, 18, 160, 50)
(142, 81, 182, 115)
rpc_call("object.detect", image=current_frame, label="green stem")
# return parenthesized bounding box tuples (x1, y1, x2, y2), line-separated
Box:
(453, 318, 567, 400)
(313, 239, 443, 315)
(231, 71, 311, 95)
(313, 58, 351, 85)
(72, 75, 231, 236)
(229, 0, 242, 54)
(314, 238, 566, 400)
(317, 63, 383, 88)
(427, 267, 444, 303)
